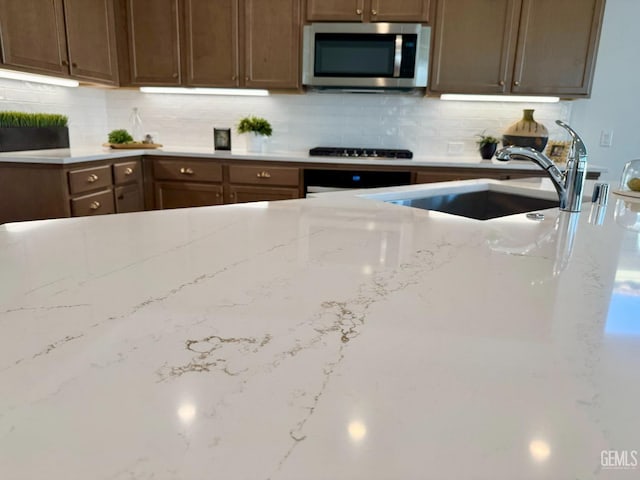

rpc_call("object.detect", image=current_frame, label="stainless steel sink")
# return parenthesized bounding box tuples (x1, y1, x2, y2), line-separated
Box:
(384, 189, 559, 220)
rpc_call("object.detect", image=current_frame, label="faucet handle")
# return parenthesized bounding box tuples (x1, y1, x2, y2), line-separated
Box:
(556, 120, 587, 157)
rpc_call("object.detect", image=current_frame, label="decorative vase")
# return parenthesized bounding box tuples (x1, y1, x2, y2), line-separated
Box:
(502, 109, 548, 152)
(479, 143, 498, 160)
(246, 132, 265, 153)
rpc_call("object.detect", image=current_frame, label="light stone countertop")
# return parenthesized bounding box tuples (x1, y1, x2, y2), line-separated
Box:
(1, 179, 638, 479)
(0, 145, 609, 173)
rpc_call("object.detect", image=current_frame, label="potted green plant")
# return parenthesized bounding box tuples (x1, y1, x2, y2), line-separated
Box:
(237, 116, 272, 153)
(0, 111, 69, 152)
(476, 132, 500, 160)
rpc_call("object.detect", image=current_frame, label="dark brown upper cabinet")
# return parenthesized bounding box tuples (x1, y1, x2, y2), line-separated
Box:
(126, 0, 300, 89)
(0, 0, 119, 85)
(244, 0, 300, 89)
(430, 0, 605, 97)
(63, 0, 120, 84)
(306, 0, 430, 23)
(126, 0, 181, 85)
(0, 0, 69, 76)
(183, 0, 239, 87)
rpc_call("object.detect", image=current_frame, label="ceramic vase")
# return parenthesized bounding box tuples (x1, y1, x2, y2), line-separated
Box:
(246, 132, 265, 153)
(502, 109, 549, 152)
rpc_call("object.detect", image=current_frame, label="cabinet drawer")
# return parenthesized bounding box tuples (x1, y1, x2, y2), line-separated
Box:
(70, 189, 115, 217)
(68, 165, 113, 194)
(154, 159, 223, 182)
(113, 160, 141, 185)
(228, 164, 299, 186)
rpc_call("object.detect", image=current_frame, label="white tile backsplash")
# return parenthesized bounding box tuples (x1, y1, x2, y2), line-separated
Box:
(1, 77, 572, 159)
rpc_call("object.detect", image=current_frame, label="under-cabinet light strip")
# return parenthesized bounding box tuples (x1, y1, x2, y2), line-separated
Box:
(0, 68, 79, 87)
(139, 87, 269, 97)
(440, 94, 560, 103)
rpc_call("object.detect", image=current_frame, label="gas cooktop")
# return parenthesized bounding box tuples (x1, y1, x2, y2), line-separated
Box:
(309, 147, 413, 159)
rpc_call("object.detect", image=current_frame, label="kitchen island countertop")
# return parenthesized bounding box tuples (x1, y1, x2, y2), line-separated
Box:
(0, 179, 638, 479)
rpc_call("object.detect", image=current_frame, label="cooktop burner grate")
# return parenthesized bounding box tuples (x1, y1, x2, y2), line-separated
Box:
(309, 147, 413, 159)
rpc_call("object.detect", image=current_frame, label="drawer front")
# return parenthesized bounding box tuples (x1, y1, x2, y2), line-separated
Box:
(70, 189, 115, 217)
(68, 165, 113, 195)
(154, 182, 224, 210)
(154, 159, 223, 182)
(113, 160, 141, 185)
(228, 164, 299, 187)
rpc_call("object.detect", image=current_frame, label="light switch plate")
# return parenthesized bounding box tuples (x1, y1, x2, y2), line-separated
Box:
(447, 142, 465, 155)
(600, 130, 613, 147)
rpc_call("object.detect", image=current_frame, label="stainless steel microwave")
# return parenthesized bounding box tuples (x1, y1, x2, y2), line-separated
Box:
(302, 23, 430, 90)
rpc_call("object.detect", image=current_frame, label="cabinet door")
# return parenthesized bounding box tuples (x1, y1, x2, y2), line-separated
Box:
(306, 0, 365, 21)
(126, 0, 181, 85)
(244, 0, 300, 89)
(429, 0, 521, 94)
(512, 0, 605, 96)
(0, 0, 69, 75)
(115, 184, 144, 213)
(227, 185, 300, 204)
(184, 0, 239, 87)
(371, 0, 430, 23)
(62, 0, 119, 84)
(154, 182, 223, 209)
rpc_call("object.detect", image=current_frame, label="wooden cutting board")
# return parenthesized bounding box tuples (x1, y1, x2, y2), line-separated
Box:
(103, 142, 162, 149)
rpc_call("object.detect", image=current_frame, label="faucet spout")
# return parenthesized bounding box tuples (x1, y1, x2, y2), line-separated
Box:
(495, 120, 588, 212)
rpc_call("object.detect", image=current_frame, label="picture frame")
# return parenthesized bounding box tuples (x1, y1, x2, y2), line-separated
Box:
(545, 141, 570, 164)
(214, 128, 231, 151)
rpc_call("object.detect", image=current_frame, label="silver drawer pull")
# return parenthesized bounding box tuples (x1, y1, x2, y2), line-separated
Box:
(87, 173, 99, 183)
(90, 201, 101, 210)
(124, 167, 134, 175)
(256, 171, 271, 179)
(180, 167, 195, 175)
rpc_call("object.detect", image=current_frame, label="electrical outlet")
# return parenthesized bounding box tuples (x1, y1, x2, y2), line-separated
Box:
(600, 130, 613, 147)
(447, 142, 465, 155)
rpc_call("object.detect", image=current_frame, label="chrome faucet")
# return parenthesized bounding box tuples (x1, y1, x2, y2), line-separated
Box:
(495, 120, 588, 212)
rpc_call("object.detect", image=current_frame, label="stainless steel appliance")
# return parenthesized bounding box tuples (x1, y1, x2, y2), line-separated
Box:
(305, 146, 413, 194)
(302, 23, 430, 91)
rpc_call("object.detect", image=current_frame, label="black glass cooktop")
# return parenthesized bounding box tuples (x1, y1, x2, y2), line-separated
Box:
(309, 147, 413, 159)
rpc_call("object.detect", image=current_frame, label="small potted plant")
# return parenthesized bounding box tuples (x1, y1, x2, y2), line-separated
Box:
(237, 115, 272, 153)
(476, 132, 500, 160)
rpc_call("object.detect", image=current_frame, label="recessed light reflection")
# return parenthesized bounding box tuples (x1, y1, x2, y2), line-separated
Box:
(177, 403, 197, 424)
(361, 265, 373, 275)
(348, 420, 367, 442)
(529, 439, 551, 462)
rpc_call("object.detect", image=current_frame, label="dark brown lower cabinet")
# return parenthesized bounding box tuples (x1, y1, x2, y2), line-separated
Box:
(0, 158, 143, 224)
(154, 182, 224, 210)
(115, 184, 144, 213)
(227, 185, 301, 204)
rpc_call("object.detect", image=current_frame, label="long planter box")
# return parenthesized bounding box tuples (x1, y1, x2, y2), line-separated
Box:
(0, 126, 70, 152)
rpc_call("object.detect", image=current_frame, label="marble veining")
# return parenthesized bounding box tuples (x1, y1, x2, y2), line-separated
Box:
(1, 183, 640, 479)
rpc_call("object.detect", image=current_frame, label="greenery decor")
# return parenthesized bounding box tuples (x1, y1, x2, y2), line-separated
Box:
(0, 111, 68, 128)
(108, 129, 134, 144)
(475, 132, 500, 160)
(237, 116, 273, 137)
(0, 111, 70, 152)
(475, 132, 500, 147)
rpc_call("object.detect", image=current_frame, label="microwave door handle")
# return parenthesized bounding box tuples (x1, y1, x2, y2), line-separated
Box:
(393, 35, 403, 77)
